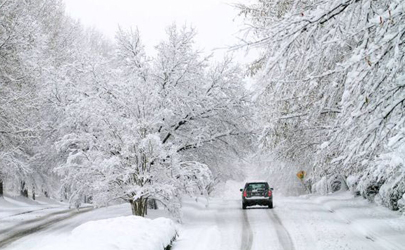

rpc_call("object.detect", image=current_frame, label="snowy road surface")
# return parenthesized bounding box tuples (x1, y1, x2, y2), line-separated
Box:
(1, 204, 132, 250)
(0, 207, 93, 248)
(174, 193, 405, 250)
(2, 192, 405, 250)
(173, 198, 297, 250)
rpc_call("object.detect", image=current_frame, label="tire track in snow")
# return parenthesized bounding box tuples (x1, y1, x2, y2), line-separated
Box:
(214, 200, 242, 250)
(0, 207, 93, 249)
(241, 210, 253, 250)
(0, 207, 56, 219)
(267, 209, 295, 250)
(0, 208, 73, 235)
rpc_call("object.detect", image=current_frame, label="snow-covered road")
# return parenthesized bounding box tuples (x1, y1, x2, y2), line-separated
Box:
(174, 193, 405, 250)
(2, 192, 405, 250)
(173, 198, 295, 250)
(1, 204, 132, 250)
(0, 207, 92, 248)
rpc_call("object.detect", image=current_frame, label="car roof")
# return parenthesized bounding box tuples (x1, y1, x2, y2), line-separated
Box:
(245, 180, 268, 184)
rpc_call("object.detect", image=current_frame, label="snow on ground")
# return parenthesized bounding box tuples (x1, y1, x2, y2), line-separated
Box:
(274, 192, 405, 250)
(1, 195, 176, 250)
(173, 197, 241, 250)
(0, 195, 66, 218)
(0, 195, 71, 237)
(33, 216, 177, 250)
(2, 183, 405, 250)
(173, 180, 405, 250)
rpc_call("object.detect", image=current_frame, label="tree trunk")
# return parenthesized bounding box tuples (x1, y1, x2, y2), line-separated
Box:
(63, 187, 68, 200)
(20, 181, 28, 198)
(148, 198, 158, 210)
(32, 185, 35, 200)
(0, 179, 3, 197)
(129, 198, 148, 216)
(144, 198, 148, 215)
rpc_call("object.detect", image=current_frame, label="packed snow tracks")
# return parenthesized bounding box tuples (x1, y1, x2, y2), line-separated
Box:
(266, 210, 295, 250)
(175, 194, 405, 250)
(243, 207, 295, 250)
(174, 198, 295, 250)
(0, 207, 93, 248)
(241, 210, 253, 250)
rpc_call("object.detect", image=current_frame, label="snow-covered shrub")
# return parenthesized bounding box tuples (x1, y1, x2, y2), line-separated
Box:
(357, 163, 405, 210)
(398, 194, 405, 213)
(376, 167, 405, 211)
(312, 175, 349, 195)
(346, 175, 361, 195)
(357, 172, 385, 202)
(371, 133, 405, 211)
(312, 177, 328, 195)
(327, 175, 348, 193)
(176, 161, 213, 197)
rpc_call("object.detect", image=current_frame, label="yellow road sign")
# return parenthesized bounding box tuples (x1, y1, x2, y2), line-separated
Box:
(296, 171, 306, 180)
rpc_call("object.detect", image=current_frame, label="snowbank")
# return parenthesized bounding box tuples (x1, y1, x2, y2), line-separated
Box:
(37, 216, 177, 250)
(0, 196, 15, 208)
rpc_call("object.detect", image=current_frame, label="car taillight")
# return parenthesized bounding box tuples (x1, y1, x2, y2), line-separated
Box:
(268, 190, 272, 197)
(243, 190, 247, 197)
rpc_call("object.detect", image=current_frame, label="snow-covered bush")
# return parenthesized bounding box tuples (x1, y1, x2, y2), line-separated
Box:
(312, 175, 349, 195)
(359, 132, 405, 210)
(356, 165, 404, 210)
(357, 173, 385, 202)
(176, 161, 213, 197)
(398, 194, 405, 213)
(328, 175, 348, 193)
(312, 177, 328, 195)
(346, 174, 362, 196)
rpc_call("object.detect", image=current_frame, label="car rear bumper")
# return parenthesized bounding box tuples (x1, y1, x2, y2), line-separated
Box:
(243, 197, 272, 206)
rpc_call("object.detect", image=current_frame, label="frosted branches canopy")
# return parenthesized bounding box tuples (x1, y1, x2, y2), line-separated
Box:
(239, 0, 405, 210)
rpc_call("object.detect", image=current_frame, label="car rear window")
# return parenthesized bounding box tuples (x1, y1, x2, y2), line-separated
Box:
(246, 183, 268, 190)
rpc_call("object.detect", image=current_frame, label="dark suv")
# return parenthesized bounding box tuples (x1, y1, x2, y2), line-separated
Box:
(240, 181, 273, 209)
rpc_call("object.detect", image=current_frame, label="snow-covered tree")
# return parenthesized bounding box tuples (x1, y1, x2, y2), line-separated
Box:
(0, 1, 253, 216)
(0, 0, 61, 196)
(54, 24, 253, 217)
(152, 24, 253, 170)
(238, 0, 405, 207)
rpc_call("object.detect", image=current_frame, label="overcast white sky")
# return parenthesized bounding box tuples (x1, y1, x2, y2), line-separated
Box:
(63, 0, 250, 60)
